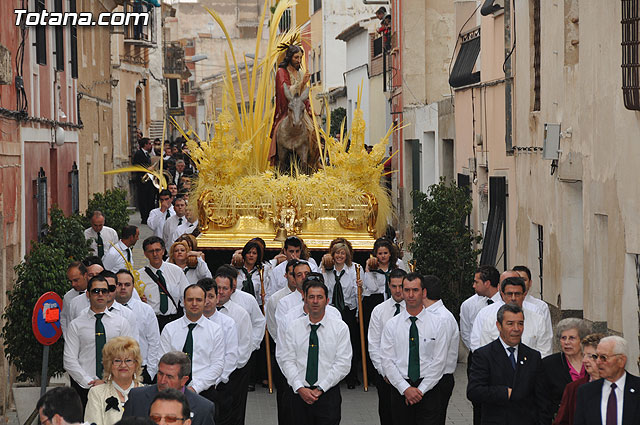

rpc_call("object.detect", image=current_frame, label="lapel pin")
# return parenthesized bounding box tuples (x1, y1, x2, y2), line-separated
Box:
(631, 388, 635, 393)
(519, 360, 524, 365)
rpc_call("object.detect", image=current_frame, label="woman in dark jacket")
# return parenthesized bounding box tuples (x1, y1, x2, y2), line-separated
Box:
(542, 318, 591, 418)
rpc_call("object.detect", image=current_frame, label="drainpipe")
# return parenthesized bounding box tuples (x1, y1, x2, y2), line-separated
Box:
(362, 0, 389, 4)
(504, 0, 513, 153)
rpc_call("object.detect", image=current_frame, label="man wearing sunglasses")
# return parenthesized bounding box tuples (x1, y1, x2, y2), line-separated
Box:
(63, 275, 134, 407)
(574, 336, 640, 425)
(66, 261, 105, 325)
(149, 389, 192, 425)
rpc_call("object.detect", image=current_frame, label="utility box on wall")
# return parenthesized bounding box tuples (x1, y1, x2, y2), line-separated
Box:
(0, 44, 11, 85)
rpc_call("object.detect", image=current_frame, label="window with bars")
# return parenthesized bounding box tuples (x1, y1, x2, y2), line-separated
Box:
(279, 8, 292, 33)
(622, 0, 640, 110)
(35, 0, 47, 65)
(531, 0, 541, 111)
(312, 0, 321, 13)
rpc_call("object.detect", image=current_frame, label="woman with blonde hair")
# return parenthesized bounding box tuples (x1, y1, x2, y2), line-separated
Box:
(321, 239, 363, 389)
(85, 337, 143, 425)
(168, 240, 211, 284)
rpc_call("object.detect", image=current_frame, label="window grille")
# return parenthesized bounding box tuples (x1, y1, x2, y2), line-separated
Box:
(622, 0, 640, 110)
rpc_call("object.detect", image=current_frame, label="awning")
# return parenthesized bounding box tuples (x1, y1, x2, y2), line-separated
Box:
(449, 36, 481, 89)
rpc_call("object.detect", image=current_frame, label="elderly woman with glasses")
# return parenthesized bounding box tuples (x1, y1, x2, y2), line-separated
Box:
(85, 336, 143, 425)
(542, 318, 592, 418)
(553, 333, 605, 425)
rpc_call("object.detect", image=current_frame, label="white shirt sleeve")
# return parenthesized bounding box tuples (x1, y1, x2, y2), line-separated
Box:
(63, 321, 94, 388)
(367, 305, 385, 375)
(380, 319, 410, 395)
(459, 298, 474, 350)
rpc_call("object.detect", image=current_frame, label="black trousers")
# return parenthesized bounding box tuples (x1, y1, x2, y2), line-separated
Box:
(434, 373, 454, 425)
(227, 362, 250, 425)
(362, 294, 384, 378)
(390, 383, 440, 425)
(340, 307, 360, 385)
(69, 377, 89, 410)
(201, 382, 234, 425)
(373, 370, 393, 425)
(136, 180, 155, 223)
(272, 342, 293, 425)
(156, 313, 181, 333)
(291, 385, 342, 425)
(467, 351, 482, 425)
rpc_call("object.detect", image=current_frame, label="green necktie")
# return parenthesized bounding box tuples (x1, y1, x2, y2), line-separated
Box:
(394, 303, 401, 316)
(183, 323, 197, 377)
(178, 217, 183, 226)
(95, 313, 106, 378)
(332, 269, 346, 312)
(241, 268, 256, 297)
(97, 232, 104, 258)
(305, 324, 320, 386)
(408, 317, 420, 383)
(156, 269, 169, 314)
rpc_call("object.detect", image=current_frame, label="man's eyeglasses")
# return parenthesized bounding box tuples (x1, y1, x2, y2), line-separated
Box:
(305, 273, 324, 283)
(108, 285, 116, 292)
(149, 415, 186, 424)
(596, 353, 623, 362)
(90, 288, 109, 295)
(145, 248, 164, 254)
(113, 358, 136, 366)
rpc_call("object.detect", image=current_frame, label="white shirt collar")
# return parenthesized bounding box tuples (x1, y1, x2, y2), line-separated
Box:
(605, 371, 627, 390)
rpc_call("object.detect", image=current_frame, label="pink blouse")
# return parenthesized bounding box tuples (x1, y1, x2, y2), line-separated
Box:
(566, 356, 586, 381)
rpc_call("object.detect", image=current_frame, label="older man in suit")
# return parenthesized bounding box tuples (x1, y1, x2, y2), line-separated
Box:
(467, 303, 550, 425)
(574, 335, 640, 425)
(122, 351, 215, 425)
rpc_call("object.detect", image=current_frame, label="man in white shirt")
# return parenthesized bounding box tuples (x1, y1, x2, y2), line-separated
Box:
(170, 208, 198, 246)
(380, 273, 449, 425)
(423, 275, 460, 425)
(84, 211, 118, 260)
(115, 269, 161, 383)
(67, 262, 105, 325)
(269, 236, 319, 297)
(275, 261, 312, 343)
(160, 284, 225, 396)
(513, 265, 553, 334)
(99, 270, 139, 341)
(162, 197, 187, 248)
(470, 275, 552, 357)
(200, 277, 239, 425)
(147, 189, 175, 238)
(574, 336, 640, 425)
(368, 268, 406, 425)
(61, 261, 88, 335)
(63, 275, 134, 406)
(214, 268, 254, 425)
(276, 278, 352, 424)
(138, 236, 189, 331)
(102, 225, 139, 272)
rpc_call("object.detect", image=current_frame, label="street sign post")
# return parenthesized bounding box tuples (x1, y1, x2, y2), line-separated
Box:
(32, 292, 63, 397)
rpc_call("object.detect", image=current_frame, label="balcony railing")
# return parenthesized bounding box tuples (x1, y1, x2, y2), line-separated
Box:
(123, 0, 156, 47)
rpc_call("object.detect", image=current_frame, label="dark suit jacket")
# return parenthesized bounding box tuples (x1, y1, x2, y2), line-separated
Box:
(574, 373, 640, 425)
(132, 148, 151, 184)
(122, 385, 215, 425)
(542, 352, 573, 416)
(553, 374, 589, 425)
(467, 339, 551, 425)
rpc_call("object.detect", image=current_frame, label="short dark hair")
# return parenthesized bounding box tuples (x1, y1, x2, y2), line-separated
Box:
(114, 417, 156, 425)
(286, 259, 299, 274)
(143, 236, 165, 251)
(116, 269, 134, 281)
(476, 265, 500, 288)
(500, 276, 526, 294)
(87, 275, 108, 292)
(183, 283, 205, 300)
(404, 272, 425, 289)
(376, 6, 386, 15)
(150, 388, 190, 420)
(37, 387, 83, 424)
(389, 268, 407, 280)
(284, 235, 302, 250)
(216, 264, 238, 280)
(100, 270, 117, 281)
(83, 255, 104, 267)
(139, 137, 150, 148)
(497, 303, 524, 324)
(67, 260, 87, 275)
(121, 225, 138, 240)
(512, 265, 532, 281)
(159, 351, 191, 378)
(198, 277, 217, 295)
(303, 275, 328, 297)
(423, 275, 442, 300)
(242, 241, 263, 265)
(158, 189, 171, 199)
(173, 197, 186, 206)
(293, 260, 312, 275)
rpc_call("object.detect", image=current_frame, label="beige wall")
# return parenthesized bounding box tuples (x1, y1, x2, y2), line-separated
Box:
(512, 1, 640, 368)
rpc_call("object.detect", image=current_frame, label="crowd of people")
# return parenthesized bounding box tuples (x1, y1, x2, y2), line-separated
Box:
(50, 190, 639, 425)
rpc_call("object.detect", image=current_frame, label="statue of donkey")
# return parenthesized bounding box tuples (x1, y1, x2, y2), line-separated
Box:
(276, 83, 312, 174)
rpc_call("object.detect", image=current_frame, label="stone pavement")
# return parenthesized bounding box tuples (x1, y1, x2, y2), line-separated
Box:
(245, 362, 472, 425)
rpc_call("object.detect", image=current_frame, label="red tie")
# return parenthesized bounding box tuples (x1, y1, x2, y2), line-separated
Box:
(606, 382, 617, 425)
